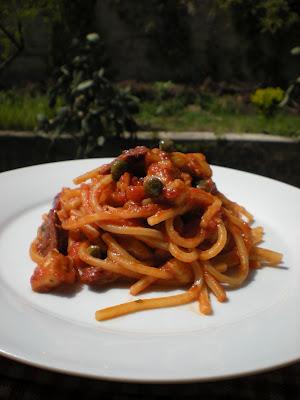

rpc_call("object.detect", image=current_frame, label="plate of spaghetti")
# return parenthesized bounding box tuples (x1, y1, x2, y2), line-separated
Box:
(0, 144, 299, 382)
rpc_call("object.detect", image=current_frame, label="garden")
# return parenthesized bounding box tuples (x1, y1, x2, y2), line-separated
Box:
(1, 80, 300, 136)
(1, 0, 299, 184)
(1, 2, 300, 138)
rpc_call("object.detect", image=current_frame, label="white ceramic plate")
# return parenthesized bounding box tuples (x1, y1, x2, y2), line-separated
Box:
(0, 159, 299, 383)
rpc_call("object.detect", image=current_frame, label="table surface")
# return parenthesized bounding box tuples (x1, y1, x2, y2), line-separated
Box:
(1, 143, 299, 400)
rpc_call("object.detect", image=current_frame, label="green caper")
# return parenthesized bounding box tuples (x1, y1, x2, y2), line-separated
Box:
(194, 179, 209, 191)
(144, 177, 164, 197)
(87, 245, 102, 258)
(159, 139, 175, 152)
(111, 159, 129, 181)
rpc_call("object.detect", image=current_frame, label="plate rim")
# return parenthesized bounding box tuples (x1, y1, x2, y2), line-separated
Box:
(1, 348, 299, 384)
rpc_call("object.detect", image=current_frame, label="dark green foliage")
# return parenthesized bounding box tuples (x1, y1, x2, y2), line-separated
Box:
(251, 87, 284, 117)
(218, 0, 300, 34)
(110, 0, 193, 80)
(37, 33, 139, 157)
(217, 0, 300, 86)
(0, 0, 96, 75)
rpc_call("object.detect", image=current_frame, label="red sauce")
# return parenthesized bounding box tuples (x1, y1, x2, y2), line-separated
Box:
(80, 267, 118, 286)
(68, 241, 86, 269)
(126, 185, 146, 203)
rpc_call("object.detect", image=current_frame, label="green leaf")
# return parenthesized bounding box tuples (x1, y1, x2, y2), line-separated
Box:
(97, 136, 105, 146)
(81, 116, 92, 134)
(86, 33, 100, 43)
(98, 68, 105, 78)
(36, 113, 47, 123)
(73, 55, 87, 66)
(291, 47, 300, 56)
(60, 65, 70, 76)
(76, 80, 94, 92)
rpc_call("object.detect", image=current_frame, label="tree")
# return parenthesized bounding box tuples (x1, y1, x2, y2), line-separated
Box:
(0, 0, 97, 76)
(37, 33, 139, 158)
(218, 0, 300, 34)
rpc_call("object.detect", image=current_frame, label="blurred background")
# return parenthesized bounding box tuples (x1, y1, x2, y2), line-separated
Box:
(0, 0, 299, 184)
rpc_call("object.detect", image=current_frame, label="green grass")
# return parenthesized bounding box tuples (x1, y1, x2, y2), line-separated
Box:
(137, 99, 300, 137)
(0, 90, 299, 137)
(0, 91, 54, 131)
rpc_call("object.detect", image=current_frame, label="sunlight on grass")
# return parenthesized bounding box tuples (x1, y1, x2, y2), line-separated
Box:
(0, 92, 53, 131)
(137, 100, 300, 137)
(0, 91, 299, 137)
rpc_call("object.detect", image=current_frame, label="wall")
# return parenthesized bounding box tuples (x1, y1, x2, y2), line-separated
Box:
(95, 0, 300, 84)
(0, 15, 50, 86)
(1, 1, 299, 86)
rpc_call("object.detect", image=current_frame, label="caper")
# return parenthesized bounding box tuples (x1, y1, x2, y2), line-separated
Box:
(159, 139, 175, 152)
(144, 177, 164, 197)
(194, 179, 209, 191)
(111, 159, 129, 181)
(87, 245, 102, 258)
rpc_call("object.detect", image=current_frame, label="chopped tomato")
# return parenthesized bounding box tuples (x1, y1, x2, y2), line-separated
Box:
(145, 148, 168, 165)
(186, 154, 212, 178)
(109, 191, 127, 207)
(164, 179, 189, 205)
(130, 176, 144, 186)
(68, 241, 86, 269)
(69, 229, 83, 242)
(147, 160, 180, 185)
(126, 185, 146, 203)
(117, 172, 131, 191)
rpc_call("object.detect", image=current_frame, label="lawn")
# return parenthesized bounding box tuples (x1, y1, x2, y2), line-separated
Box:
(137, 99, 300, 137)
(0, 90, 299, 137)
(0, 91, 55, 131)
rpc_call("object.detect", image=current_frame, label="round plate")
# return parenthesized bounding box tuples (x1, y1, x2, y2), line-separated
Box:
(0, 159, 299, 383)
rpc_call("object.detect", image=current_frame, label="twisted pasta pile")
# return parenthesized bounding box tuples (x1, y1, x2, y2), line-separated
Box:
(30, 144, 282, 320)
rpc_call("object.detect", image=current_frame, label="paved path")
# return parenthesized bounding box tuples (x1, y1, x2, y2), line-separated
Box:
(0, 130, 297, 143)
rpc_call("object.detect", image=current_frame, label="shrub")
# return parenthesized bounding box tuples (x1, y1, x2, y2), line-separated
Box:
(153, 81, 175, 100)
(37, 33, 139, 157)
(218, 0, 300, 34)
(250, 87, 284, 117)
(155, 97, 185, 116)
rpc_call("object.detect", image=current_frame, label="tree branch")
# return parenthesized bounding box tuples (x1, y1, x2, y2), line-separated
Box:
(0, 46, 22, 73)
(0, 14, 25, 76)
(0, 21, 23, 49)
(16, 17, 24, 48)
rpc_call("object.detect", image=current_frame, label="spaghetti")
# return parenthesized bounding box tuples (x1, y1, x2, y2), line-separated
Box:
(29, 145, 283, 320)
